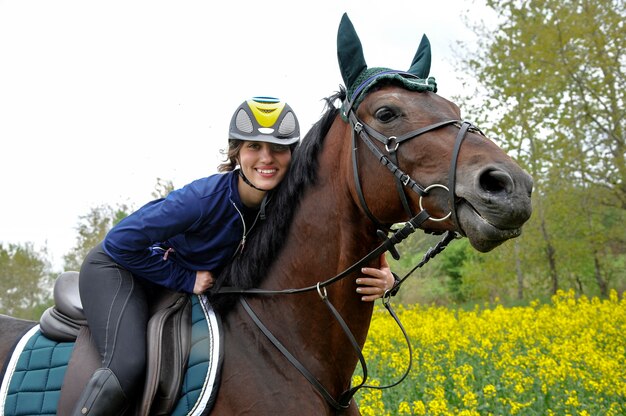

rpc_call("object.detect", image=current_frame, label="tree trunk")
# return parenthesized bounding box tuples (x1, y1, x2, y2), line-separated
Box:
(514, 240, 524, 300)
(593, 253, 609, 297)
(539, 217, 559, 295)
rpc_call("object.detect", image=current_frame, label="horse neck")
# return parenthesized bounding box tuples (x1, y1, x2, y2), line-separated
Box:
(264, 119, 381, 391)
(290, 117, 380, 279)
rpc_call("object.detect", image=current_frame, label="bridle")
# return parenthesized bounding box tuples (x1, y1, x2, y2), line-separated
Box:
(344, 72, 481, 239)
(216, 75, 483, 410)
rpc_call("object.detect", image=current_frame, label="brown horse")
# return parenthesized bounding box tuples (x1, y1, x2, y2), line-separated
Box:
(0, 14, 532, 415)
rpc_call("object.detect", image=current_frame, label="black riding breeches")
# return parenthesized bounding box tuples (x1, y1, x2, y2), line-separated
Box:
(79, 243, 152, 396)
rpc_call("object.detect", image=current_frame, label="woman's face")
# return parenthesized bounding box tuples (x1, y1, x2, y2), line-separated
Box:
(238, 141, 292, 192)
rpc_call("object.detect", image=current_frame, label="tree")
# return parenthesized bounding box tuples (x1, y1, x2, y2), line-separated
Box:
(63, 178, 173, 271)
(437, 239, 474, 303)
(0, 242, 53, 320)
(63, 204, 130, 271)
(455, 0, 625, 298)
(391, 231, 457, 305)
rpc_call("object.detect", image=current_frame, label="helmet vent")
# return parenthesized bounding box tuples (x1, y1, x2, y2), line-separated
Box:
(258, 108, 276, 114)
(235, 109, 254, 133)
(278, 112, 297, 136)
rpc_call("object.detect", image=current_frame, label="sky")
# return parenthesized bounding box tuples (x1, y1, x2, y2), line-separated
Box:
(0, 0, 490, 269)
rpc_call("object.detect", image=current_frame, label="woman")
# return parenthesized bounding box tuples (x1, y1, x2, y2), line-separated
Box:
(73, 97, 395, 415)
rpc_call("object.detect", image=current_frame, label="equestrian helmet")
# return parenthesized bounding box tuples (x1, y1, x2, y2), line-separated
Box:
(229, 97, 300, 145)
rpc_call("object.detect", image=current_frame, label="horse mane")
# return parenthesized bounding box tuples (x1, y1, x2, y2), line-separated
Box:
(211, 89, 346, 312)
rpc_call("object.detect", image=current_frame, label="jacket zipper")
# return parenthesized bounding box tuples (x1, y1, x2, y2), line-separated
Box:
(230, 199, 262, 257)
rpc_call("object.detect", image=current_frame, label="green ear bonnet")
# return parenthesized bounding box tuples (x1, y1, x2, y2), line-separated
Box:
(337, 13, 438, 117)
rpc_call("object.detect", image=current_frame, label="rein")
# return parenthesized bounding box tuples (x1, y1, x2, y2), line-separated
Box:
(215, 95, 479, 410)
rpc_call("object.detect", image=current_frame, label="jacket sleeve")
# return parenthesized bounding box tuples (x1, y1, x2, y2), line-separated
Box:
(102, 186, 202, 293)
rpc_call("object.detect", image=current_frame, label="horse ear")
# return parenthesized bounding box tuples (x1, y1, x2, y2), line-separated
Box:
(407, 34, 432, 78)
(337, 13, 367, 90)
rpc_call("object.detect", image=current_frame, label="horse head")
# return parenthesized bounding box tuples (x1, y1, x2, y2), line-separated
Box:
(338, 13, 533, 252)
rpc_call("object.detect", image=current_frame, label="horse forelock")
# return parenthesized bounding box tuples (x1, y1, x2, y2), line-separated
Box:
(211, 90, 345, 311)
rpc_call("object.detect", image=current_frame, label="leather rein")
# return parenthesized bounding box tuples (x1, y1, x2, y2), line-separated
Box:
(216, 93, 480, 410)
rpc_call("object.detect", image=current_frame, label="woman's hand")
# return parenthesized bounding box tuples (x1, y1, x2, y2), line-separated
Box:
(355, 253, 396, 302)
(193, 270, 215, 294)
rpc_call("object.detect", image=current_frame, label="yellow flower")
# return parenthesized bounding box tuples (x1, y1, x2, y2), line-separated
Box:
(355, 292, 626, 415)
(462, 391, 478, 409)
(397, 401, 411, 414)
(483, 384, 497, 399)
(427, 397, 449, 415)
(412, 400, 426, 415)
(565, 390, 579, 407)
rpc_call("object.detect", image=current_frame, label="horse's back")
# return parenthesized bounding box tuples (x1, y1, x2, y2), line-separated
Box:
(0, 314, 36, 373)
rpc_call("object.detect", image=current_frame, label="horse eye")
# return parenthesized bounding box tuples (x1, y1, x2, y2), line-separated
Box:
(375, 107, 396, 123)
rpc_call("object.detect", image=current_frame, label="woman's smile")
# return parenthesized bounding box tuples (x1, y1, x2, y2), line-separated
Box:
(238, 141, 292, 206)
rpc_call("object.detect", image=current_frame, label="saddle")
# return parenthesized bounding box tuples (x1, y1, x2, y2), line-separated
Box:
(39, 271, 192, 416)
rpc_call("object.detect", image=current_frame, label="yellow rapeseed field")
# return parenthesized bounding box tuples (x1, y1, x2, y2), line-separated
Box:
(353, 290, 626, 415)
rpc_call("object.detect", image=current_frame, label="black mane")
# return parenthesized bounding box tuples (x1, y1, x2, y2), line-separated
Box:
(211, 90, 345, 311)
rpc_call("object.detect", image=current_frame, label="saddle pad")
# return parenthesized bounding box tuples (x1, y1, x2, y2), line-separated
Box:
(171, 294, 222, 416)
(0, 325, 74, 416)
(0, 295, 222, 416)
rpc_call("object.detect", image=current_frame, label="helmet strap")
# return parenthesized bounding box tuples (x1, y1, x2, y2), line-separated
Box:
(238, 169, 269, 192)
(238, 170, 271, 220)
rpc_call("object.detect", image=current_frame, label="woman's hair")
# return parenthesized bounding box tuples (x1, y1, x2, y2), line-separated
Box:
(217, 140, 243, 172)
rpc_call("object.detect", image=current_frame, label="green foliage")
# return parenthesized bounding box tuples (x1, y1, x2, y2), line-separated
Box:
(388, 231, 456, 305)
(438, 239, 477, 302)
(62, 177, 176, 272)
(441, 0, 626, 302)
(0, 242, 53, 320)
(0, 177, 174, 321)
(62, 204, 130, 271)
(0, 178, 172, 320)
(62, 177, 175, 272)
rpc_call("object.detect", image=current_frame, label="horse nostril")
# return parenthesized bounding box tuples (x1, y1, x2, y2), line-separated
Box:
(479, 169, 513, 194)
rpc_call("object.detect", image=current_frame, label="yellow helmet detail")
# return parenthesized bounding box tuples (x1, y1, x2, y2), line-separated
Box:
(247, 100, 286, 128)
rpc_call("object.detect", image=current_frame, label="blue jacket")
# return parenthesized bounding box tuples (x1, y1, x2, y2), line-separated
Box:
(102, 170, 248, 293)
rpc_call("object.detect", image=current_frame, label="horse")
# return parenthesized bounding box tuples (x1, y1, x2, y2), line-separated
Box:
(0, 13, 533, 415)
